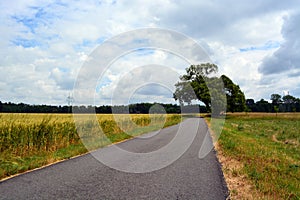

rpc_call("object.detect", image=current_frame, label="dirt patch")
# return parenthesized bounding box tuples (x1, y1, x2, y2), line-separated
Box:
(230, 123, 239, 127)
(206, 119, 264, 199)
(284, 139, 299, 146)
(214, 142, 260, 199)
(272, 134, 299, 146)
(272, 134, 280, 143)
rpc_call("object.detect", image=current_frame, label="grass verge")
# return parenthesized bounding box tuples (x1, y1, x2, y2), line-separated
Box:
(206, 113, 300, 199)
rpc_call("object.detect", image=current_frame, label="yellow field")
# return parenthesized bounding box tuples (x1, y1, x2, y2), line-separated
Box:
(226, 112, 300, 119)
(0, 113, 181, 180)
(0, 113, 174, 123)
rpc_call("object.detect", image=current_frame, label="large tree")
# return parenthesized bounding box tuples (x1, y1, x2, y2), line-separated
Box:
(174, 63, 246, 113)
(221, 75, 246, 112)
(174, 63, 217, 111)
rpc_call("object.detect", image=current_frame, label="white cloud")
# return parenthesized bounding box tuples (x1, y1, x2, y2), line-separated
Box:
(257, 11, 300, 99)
(1, 0, 300, 105)
(209, 41, 280, 100)
(259, 12, 300, 75)
(95, 49, 188, 105)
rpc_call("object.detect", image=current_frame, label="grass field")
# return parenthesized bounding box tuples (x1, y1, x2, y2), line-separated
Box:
(0, 113, 181, 180)
(208, 113, 300, 199)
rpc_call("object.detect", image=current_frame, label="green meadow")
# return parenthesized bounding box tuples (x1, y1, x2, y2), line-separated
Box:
(212, 113, 300, 199)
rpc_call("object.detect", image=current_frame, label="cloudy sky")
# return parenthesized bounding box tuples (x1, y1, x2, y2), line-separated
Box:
(1, 0, 300, 106)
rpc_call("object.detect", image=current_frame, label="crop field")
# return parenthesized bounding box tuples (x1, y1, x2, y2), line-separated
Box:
(210, 113, 300, 199)
(0, 113, 181, 180)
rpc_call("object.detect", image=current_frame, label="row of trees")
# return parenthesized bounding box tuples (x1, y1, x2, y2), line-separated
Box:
(2, 97, 299, 114)
(270, 93, 300, 105)
(0, 102, 72, 113)
(246, 94, 300, 112)
(1, 95, 299, 114)
(0, 101, 208, 114)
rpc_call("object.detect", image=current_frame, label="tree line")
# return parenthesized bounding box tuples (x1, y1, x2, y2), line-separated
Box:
(0, 101, 208, 114)
(246, 94, 300, 113)
(1, 95, 299, 114)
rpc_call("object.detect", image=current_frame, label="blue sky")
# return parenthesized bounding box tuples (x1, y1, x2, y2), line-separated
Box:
(1, 0, 300, 105)
(239, 41, 281, 52)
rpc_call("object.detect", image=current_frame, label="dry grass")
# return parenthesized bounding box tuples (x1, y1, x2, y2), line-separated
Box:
(227, 112, 300, 119)
(214, 143, 262, 199)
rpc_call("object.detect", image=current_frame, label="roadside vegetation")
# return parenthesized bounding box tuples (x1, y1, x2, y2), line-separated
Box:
(0, 113, 181, 180)
(207, 113, 300, 199)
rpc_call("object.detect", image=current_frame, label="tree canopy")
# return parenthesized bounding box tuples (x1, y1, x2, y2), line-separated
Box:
(282, 95, 297, 104)
(173, 63, 246, 113)
(271, 94, 282, 104)
(174, 63, 218, 111)
(221, 75, 246, 112)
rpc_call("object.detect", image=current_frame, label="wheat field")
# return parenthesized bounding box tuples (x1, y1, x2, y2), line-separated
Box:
(0, 113, 181, 179)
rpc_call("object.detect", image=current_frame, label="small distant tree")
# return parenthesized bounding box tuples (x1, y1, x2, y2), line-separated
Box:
(274, 105, 279, 116)
(245, 106, 251, 116)
(282, 95, 296, 104)
(271, 94, 282, 105)
(246, 99, 255, 105)
(256, 99, 272, 112)
(257, 99, 268, 104)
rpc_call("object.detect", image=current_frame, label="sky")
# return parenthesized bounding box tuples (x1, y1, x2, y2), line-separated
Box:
(1, 0, 300, 106)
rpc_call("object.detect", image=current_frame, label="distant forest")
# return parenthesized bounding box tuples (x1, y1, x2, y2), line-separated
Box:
(1, 93, 300, 113)
(0, 101, 207, 114)
(246, 93, 300, 113)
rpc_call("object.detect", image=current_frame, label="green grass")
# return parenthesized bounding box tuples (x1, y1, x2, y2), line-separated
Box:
(213, 113, 300, 199)
(0, 113, 181, 180)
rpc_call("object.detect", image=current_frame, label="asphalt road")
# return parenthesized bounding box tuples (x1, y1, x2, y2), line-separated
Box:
(0, 118, 229, 199)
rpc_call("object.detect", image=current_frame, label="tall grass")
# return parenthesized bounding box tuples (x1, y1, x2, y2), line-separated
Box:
(0, 113, 181, 180)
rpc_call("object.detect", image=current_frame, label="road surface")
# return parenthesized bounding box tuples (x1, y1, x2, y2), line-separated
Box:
(0, 118, 229, 199)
